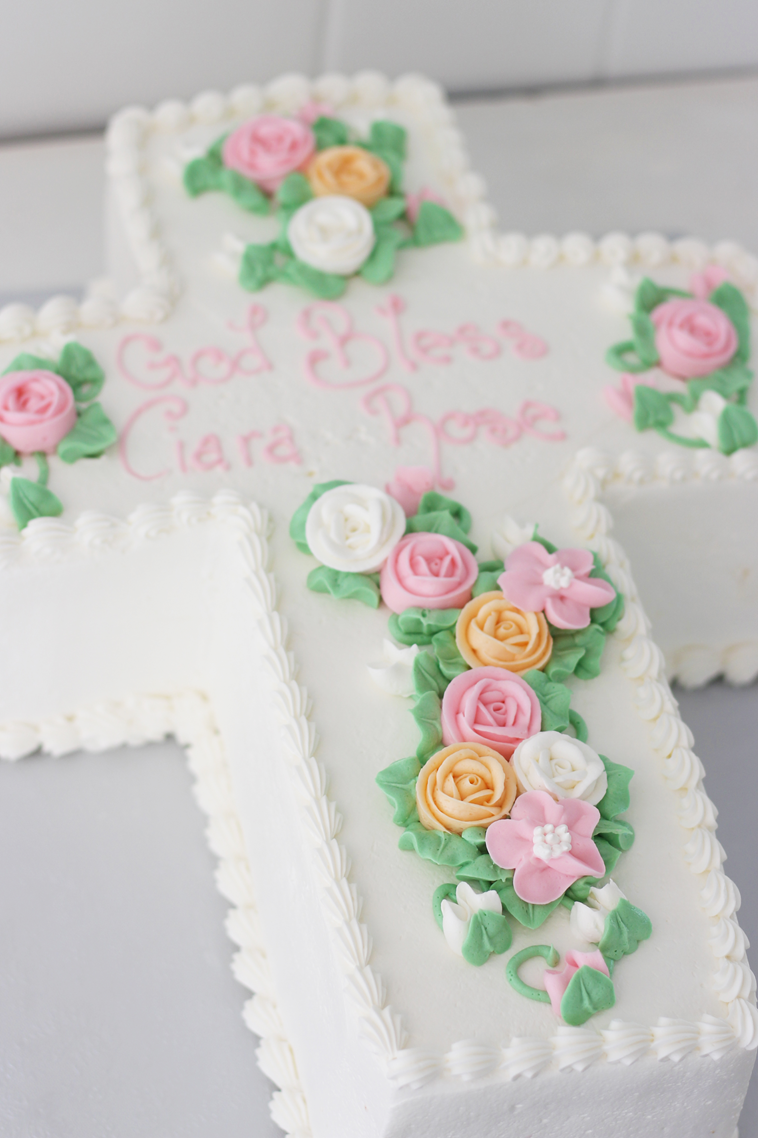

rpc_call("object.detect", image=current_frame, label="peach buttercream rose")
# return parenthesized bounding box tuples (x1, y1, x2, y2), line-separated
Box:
(307, 145, 391, 208)
(416, 742, 517, 834)
(456, 590, 552, 673)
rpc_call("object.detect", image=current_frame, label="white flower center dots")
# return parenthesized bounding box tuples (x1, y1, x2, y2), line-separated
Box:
(532, 823, 572, 861)
(542, 563, 574, 591)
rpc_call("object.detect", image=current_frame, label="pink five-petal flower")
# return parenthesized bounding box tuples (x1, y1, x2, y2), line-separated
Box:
(543, 950, 610, 1019)
(498, 541, 616, 630)
(485, 790, 605, 904)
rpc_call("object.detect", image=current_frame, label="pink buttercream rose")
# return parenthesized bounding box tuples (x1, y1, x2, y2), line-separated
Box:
(485, 790, 605, 904)
(543, 949, 610, 1019)
(651, 297, 738, 379)
(441, 667, 541, 759)
(385, 466, 434, 516)
(498, 542, 616, 631)
(222, 115, 316, 194)
(380, 532, 479, 614)
(0, 370, 77, 454)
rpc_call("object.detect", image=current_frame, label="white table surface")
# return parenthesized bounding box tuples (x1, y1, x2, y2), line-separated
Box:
(0, 74, 757, 1138)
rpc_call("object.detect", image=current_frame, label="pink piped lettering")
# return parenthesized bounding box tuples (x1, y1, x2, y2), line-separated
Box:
(517, 400, 566, 441)
(298, 301, 389, 389)
(118, 395, 189, 480)
(191, 433, 230, 472)
(237, 430, 264, 467)
(375, 294, 417, 373)
(118, 334, 187, 390)
(455, 323, 501, 361)
(263, 424, 302, 465)
(412, 329, 455, 365)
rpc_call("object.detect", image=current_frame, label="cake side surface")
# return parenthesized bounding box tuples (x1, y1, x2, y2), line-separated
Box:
(0, 487, 754, 1137)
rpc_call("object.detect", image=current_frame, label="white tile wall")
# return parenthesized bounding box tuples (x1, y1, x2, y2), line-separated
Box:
(321, 0, 609, 92)
(0, 0, 325, 138)
(604, 0, 758, 78)
(0, 0, 757, 139)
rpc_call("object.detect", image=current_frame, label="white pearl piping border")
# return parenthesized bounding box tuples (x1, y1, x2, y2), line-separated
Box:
(0, 489, 754, 1112)
(564, 446, 758, 687)
(0, 70, 756, 343)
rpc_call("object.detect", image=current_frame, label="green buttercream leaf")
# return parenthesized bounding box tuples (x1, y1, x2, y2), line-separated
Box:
(370, 120, 407, 160)
(598, 898, 652, 961)
(633, 385, 674, 432)
(546, 623, 606, 683)
(522, 670, 572, 733)
(605, 339, 649, 374)
(371, 195, 407, 224)
(56, 342, 105, 403)
(531, 530, 557, 555)
(594, 837, 622, 877)
(289, 479, 350, 554)
(312, 115, 349, 150)
(717, 404, 758, 455)
(565, 876, 599, 904)
(220, 168, 270, 213)
(360, 227, 404, 285)
(432, 882, 458, 929)
(398, 822, 478, 867)
(468, 562, 505, 605)
(418, 492, 472, 531)
(57, 403, 117, 463)
(431, 629, 469, 680)
(413, 201, 464, 247)
(376, 756, 421, 827)
(0, 438, 17, 467)
(589, 555, 625, 632)
(710, 281, 750, 363)
(9, 477, 63, 530)
(461, 826, 488, 851)
(461, 909, 512, 966)
(306, 565, 380, 607)
(561, 965, 615, 1026)
(388, 606, 461, 647)
(685, 359, 753, 410)
(593, 816, 635, 852)
(596, 754, 634, 821)
(472, 559, 505, 597)
(495, 881, 562, 929)
(634, 277, 676, 314)
(239, 243, 279, 292)
(183, 155, 224, 197)
(412, 651, 448, 698)
(278, 256, 348, 299)
(456, 853, 511, 886)
(630, 311, 659, 367)
(275, 172, 314, 209)
(405, 510, 477, 553)
(411, 690, 443, 760)
(2, 353, 58, 375)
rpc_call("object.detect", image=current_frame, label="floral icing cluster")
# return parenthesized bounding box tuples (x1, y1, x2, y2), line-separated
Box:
(184, 109, 463, 299)
(0, 344, 116, 529)
(290, 470, 652, 1025)
(604, 268, 756, 454)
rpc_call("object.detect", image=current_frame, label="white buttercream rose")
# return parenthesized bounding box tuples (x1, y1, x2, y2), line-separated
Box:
(511, 730, 608, 805)
(305, 483, 406, 573)
(288, 195, 376, 276)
